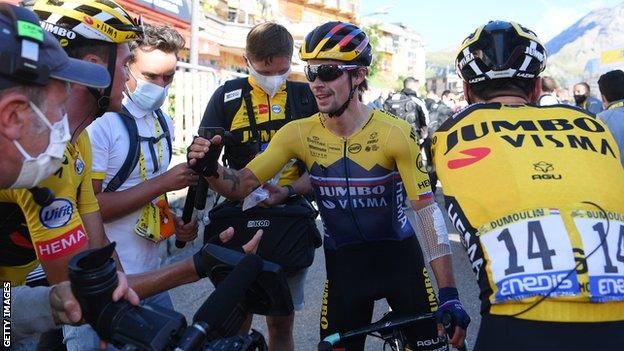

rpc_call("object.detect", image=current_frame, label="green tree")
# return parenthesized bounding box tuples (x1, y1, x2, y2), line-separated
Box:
(362, 23, 382, 78)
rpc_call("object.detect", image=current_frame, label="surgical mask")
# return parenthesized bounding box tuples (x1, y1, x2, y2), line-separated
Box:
(247, 61, 290, 98)
(127, 70, 170, 111)
(574, 94, 587, 105)
(11, 102, 70, 189)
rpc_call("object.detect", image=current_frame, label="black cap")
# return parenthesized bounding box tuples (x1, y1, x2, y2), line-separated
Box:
(0, 4, 110, 90)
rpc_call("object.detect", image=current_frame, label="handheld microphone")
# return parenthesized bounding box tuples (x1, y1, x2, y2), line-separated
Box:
(174, 254, 263, 351)
(176, 178, 209, 249)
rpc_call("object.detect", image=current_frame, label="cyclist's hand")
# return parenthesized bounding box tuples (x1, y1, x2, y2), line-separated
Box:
(187, 135, 222, 177)
(435, 287, 470, 349)
(259, 183, 288, 207)
(174, 216, 198, 242)
(159, 163, 199, 192)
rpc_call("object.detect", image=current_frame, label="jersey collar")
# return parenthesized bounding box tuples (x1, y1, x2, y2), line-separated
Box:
(606, 99, 624, 110)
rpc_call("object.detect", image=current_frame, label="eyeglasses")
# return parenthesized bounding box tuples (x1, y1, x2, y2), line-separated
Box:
(304, 64, 361, 82)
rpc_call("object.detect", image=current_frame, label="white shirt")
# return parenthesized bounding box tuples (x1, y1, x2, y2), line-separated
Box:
(87, 95, 175, 274)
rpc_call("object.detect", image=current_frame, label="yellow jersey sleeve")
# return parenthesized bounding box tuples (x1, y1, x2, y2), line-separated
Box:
(385, 123, 433, 201)
(75, 132, 99, 215)
(245, 121, 304, 184)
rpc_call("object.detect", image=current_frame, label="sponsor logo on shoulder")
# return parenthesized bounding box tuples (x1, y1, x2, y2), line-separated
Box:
(271, 104, 282, 114)
(224, 89, 242, 103)
(75, 158, 85, 175)
(35, 224, 88, 261)
(39, 198, 73, 229)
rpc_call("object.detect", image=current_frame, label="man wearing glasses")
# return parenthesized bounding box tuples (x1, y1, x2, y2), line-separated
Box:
(87, 23, 198, 310)
(188, 22, 470, 350)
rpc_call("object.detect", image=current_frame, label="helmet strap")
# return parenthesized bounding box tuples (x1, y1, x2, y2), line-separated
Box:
(87, 44, 117, 117)
(328, 74, 357, 118)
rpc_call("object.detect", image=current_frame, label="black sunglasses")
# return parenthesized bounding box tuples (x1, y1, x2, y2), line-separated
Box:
(304, 64, 360, 82)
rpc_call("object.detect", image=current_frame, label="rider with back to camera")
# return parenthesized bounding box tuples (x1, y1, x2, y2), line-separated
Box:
(188, 21, 470, 351)
(433, 20, 624, 351)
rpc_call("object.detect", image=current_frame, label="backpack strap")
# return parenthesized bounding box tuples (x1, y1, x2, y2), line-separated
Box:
(243, 92, 260, 142)
(223, 78, 253, 130)
(154, 108, 172, 162)
(104, 107, 140, 193)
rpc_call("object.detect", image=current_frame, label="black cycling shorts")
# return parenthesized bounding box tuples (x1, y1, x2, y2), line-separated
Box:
(475, 314, 624, 351)
(319, 236, 444, 350)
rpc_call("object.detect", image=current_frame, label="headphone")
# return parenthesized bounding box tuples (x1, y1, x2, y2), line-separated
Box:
(0, 4, 49, 87)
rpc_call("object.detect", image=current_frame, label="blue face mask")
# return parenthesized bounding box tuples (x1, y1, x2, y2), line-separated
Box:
(127, 69, 170, 111)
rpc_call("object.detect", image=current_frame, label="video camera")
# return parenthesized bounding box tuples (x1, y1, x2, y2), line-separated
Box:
(68, 243, 293, 351)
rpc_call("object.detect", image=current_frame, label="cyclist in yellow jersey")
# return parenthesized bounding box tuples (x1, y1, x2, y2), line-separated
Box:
(433, 20, 624, 350)
(188, 22, 470, 350)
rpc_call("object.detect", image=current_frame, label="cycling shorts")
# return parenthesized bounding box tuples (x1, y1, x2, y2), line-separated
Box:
(320, 236, 444, 350)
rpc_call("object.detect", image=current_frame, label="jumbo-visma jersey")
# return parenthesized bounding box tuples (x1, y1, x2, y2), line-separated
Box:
(432, 103, 624, 323)
(247, 110, 433, 250)
(0, 132, 97, 284)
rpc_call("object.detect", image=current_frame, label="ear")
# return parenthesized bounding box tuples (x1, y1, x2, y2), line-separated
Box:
(83, 53, 105, 66)
(462, 81, 474, 104)
(601, 94, 608, 105)
(0, 91, 30, 141)
(528, 78, 541, 104)
(352, 67, 367, 86)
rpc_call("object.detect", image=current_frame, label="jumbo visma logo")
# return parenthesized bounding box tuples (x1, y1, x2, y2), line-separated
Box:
(39, 198, 73, 229)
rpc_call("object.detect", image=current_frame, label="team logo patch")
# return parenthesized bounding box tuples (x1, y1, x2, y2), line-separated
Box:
(35, 224, 88, 261)
(224, 89, 242, 103)
(271, 105, 282, 114)
(39, 198, 73, 229)
(348, 143, 362, 154)
(258, 104, 269, 114)
(75, 158, 85, 175)
(447, 147, 491, 169)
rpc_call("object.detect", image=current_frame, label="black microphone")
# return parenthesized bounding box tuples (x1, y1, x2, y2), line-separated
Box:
(176, 178, 209, 249)
(174, 254, 263, 351)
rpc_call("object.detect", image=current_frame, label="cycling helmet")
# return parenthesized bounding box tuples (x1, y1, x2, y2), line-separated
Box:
(456, 21, 546, 85)
(300, 21, 372, 66)
(33, 0, 141, 49)
(33, 0, 142, 116)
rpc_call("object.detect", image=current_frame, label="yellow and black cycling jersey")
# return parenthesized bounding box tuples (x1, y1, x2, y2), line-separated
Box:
(247, 109, 433, 250)
(0, 131, 97, 285)
(432, 102, 624, 323)
(200, 76, 317, 185)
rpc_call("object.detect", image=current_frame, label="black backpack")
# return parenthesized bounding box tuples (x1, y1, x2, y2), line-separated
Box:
(383, 91, 426, 129)
(219, 77, 318, 170)
(104, 107, 172, 192)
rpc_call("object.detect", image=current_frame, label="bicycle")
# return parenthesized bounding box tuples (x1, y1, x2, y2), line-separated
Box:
(317, 311, 468, 351)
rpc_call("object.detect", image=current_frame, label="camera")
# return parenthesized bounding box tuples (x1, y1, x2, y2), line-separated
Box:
(68, 243, 292, 351)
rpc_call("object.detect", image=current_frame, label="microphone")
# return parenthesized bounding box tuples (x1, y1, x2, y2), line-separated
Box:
(176, 178, 209, 249)
(174, 254, 263, 351)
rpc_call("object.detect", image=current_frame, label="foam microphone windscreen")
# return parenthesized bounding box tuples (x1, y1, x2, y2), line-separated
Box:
(193, 254, 263, 330)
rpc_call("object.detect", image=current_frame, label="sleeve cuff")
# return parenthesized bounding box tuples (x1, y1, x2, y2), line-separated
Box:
(92, 171, 107, 180)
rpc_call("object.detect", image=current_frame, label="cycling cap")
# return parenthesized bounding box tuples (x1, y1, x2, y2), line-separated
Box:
(0, 3, 110, 89)
(456, 20, 546, 84)
(300, 21, 372, 66)
(33, 0, 142, 49)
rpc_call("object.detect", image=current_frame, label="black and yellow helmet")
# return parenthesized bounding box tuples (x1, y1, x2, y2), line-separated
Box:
(300, 21, 372, 66)
(455, 21, 546, 84)
(33, 0, 142, 49)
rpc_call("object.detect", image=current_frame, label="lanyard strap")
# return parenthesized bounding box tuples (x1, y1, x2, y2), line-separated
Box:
(138, 114, 164, 182)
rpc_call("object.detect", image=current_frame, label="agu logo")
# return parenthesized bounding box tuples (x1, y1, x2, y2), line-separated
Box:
(39, 198, 73, 228)
(75, 158, 85, 175)
(271, 105, 282, 114)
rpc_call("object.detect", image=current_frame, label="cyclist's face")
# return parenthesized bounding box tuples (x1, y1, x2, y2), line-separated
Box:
(307, 59, 361, 114)
(126, 46, 177, 90)
(109, 43, 131, 112)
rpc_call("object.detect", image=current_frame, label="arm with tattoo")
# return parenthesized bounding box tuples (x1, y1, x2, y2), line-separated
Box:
(206, 165, 260, 200)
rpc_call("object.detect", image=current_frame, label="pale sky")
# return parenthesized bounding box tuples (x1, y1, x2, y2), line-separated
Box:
(360, 0, 624, 51)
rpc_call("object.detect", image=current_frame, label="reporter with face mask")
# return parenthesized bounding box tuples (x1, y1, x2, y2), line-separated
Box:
(573, 82, 604, 114)
(198, 22, 318, 351)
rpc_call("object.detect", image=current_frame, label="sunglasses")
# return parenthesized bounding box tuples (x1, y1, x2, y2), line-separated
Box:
(304, 64, 361, 82)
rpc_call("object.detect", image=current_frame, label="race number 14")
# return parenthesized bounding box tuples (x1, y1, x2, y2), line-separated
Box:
(574, 211, 624, 302)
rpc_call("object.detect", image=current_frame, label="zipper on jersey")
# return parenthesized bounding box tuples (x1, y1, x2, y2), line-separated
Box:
(342, 138, 366, 242)
(267, 95, 272, 122)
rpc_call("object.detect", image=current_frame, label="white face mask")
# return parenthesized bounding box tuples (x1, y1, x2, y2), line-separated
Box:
(127, 69, 170, 111)
(247, 60, 290, 98)
(11, 102, 70, 189)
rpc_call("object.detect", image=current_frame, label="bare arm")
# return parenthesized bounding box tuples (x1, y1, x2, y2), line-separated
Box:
(81, 211, 124, 272)
(92, 163, 198, 222)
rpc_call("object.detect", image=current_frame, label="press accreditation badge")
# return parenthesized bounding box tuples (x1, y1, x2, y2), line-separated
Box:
(572, 210, 624, 302)
(478, 208, 580, 303)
